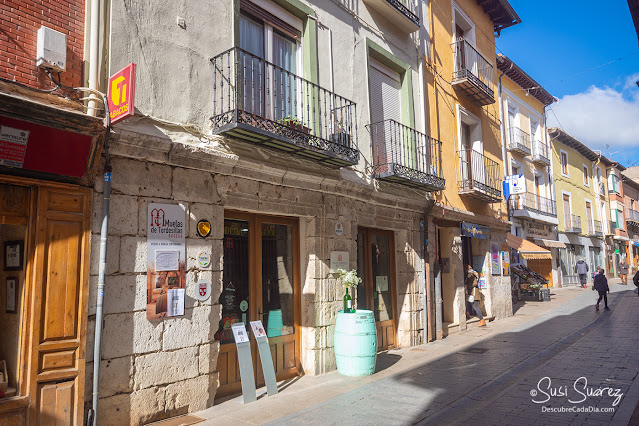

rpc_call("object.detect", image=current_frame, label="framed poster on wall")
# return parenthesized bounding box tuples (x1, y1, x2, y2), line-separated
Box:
(4, 240, 23, 271)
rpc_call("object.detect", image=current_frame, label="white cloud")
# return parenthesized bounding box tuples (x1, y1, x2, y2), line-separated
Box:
(547, 83, 639, 148)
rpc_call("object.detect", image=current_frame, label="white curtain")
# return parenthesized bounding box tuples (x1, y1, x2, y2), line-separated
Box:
(272, 31, 297, 120)
(239, 15, 264, 115)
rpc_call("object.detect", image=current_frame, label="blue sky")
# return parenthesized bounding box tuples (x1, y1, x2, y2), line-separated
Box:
(495, 1, 639, 167)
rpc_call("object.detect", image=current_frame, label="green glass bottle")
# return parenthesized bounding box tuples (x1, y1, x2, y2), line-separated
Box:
(343, 287, 352, 313)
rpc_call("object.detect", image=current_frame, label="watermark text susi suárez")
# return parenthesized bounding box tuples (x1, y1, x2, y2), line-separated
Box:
(530, 377, 623, 407)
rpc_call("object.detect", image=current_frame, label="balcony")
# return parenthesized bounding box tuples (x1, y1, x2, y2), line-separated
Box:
(607, 220, 617, 235)
(507, 127, 531, 156)
(457, 149, 501, 202)
(451, 40, 495, 106)
(509, 192, 557, 224)
(628, 209, 639, 228)
(362, 0, 419, 33)
(531, 140, 551, 166)
(369, 119, 445, 191)
(210, 47, 359, 168)
(589, 220, 603, 238)
(564, 214, 581, 234)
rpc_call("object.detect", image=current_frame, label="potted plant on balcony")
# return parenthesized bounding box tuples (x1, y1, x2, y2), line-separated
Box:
(277, 115, 310, 134)
(333, 269, 377, 377)
(329, 120, 351, 146)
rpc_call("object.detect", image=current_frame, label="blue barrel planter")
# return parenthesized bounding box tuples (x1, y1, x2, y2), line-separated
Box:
(334, 310, 377, 376)
(267, 309, 283, 337)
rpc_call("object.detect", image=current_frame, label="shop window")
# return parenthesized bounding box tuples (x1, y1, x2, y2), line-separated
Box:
(0, 224, 27, 399)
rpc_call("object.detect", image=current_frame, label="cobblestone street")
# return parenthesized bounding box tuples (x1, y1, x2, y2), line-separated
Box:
(197, 284, 639, 425)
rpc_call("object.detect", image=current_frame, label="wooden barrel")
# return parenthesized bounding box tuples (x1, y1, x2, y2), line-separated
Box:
(334, 310, 377, 376)
(267, 309, 283, 337)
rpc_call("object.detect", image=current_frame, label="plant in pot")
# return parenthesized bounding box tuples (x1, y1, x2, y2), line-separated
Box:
(330, 121, 351, 146)
(333, 269, 376, 377)
(277, 115, 309, 133)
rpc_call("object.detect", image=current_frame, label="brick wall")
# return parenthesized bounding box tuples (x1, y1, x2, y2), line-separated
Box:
(0, 0, 85, 89)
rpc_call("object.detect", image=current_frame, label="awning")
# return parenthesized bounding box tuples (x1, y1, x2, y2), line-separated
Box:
(534, 238, 567, 249)
(507, 233, 552, 260)
(613, 235, 630, 241)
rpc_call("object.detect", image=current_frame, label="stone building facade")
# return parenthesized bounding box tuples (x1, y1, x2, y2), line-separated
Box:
(91, 0, 441, 423)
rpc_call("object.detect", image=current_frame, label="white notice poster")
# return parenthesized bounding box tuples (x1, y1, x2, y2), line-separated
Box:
(250, 320, 267, 338)
(232, 323, 250, 343)
(146, 203, 186, 320)
(166, 288, 185, 317)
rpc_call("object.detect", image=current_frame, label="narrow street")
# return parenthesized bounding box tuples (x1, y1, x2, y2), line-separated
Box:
(198, 283, 639, 425)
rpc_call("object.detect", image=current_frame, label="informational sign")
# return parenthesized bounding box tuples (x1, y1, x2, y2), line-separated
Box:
(330, 251, 349, 272)
(335, 222, 344, 236)
(527, 222, 552, 238)
(232, 323, 250, 343)
(233, 322, 257, 403)
(461, 222, 491, 239)
(146, 203, 186, 320)
(501, 243, 510, 276)
(491, 242, 500, 275)
(504, 174, 526, 199)
(0, 125, 29, 168)
(250, 320, 278, 396)
(250, 320, 267, 338)
(376, 276, 388, 292)
(108, 63, 136, 125)
(194, 279, 211, 302)
(197, 250, 211, 268)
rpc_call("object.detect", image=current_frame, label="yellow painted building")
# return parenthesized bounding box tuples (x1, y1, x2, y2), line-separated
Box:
(548, 128, 612, 286)
(424, 0, 520, 337)
(496, 54, 559, 286)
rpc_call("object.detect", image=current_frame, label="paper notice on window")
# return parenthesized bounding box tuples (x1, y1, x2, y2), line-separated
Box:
(156, 250, 179, 271)
(376, 276, 388, 292)
(166, 288, 185, 317)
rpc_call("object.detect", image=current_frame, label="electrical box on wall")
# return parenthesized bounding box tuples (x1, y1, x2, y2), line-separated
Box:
(36, 26, 67, 72)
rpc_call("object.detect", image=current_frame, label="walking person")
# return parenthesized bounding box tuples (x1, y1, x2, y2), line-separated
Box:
(464, 265, 475, 319)
(466, 265, 486, 327)
(593, 267, 610, 311)
(634, 268, 639, 296)
(618, 258, 629, 285)
(574, 258, 589, 288)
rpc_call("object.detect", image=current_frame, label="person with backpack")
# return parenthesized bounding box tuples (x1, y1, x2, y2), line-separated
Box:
(593, 267, 610, 311)
(574, 258, 589, 288)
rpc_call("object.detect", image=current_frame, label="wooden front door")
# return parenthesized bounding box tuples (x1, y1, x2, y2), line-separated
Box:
(215, 212, 301, 399)
(0, 178, 90, 425)
(357, 228, 397, 351)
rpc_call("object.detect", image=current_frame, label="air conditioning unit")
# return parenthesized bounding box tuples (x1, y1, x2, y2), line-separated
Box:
(36, 26, 67, 72)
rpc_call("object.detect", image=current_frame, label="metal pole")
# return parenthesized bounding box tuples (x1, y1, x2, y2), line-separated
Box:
(91, 153, 111, 425)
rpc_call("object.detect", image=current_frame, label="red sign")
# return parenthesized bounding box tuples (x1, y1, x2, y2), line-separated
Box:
(108, 63, 136, 125)
(0, 116, 91, 177)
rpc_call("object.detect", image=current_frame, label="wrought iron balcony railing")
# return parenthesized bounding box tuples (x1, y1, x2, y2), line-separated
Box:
(565, 214, 581, 233)
(627, 209, 639, 227)
(507, 127, 531, 156)
(368, 119, 445, 191)
(589, 220, 603, 237)
(361, 0, 419, 31)
(451, 39, 495, 106)
(457, 149, 501, 202)
(210, 47, 359, 167)
(531, 139, 551, 166)
(509, 192, 557, 217)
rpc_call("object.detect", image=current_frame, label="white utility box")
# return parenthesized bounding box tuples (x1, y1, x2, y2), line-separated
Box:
(36, 26, 67, 72)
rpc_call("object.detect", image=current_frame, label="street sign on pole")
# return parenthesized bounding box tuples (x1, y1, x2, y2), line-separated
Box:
(232, 323, 257, 403)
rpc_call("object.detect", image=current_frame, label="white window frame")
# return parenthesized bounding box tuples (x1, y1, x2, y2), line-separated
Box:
(451, 1, 476, 46)
(457, 105, 482, 152)
(560, 149, 569, 177)
(584, 197, 594, 232)
(582, 164, 590, 187)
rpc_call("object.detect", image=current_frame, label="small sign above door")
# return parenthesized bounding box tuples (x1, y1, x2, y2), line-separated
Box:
(330, 251, 349, 272)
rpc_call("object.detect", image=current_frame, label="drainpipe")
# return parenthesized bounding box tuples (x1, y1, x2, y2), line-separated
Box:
(420, 200, 435, 343)
(434, 228, 442, 340)
(87, 0, 102, 116)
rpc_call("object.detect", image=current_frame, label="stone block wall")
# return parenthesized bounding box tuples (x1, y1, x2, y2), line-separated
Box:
(86, 129, 432, 424)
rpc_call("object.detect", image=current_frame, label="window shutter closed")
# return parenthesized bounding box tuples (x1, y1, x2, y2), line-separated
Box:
(369, 61, 402, 125)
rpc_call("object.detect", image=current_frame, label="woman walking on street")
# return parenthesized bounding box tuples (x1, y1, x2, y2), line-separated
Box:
(594, 267, 610, 311)
(466, 265, 486, 326)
